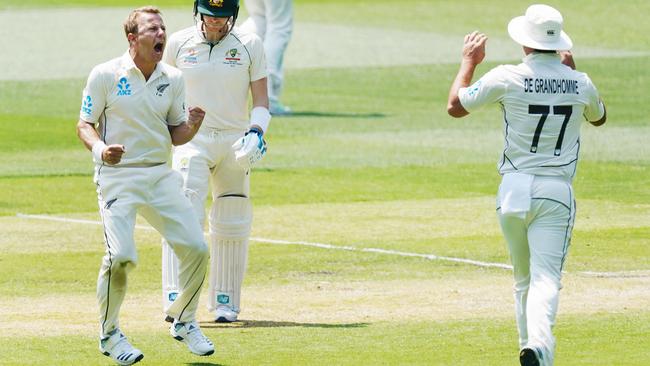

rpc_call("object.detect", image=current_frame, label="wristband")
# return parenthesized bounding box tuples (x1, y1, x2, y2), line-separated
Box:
(249, 106, 271, 134)
(92, 140, 107, 163)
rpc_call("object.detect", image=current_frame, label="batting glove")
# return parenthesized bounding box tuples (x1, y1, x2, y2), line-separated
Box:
(232, 128, 267, 169)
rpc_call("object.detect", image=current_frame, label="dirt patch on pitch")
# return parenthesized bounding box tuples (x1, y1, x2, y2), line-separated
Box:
(4, 275, 648, 337)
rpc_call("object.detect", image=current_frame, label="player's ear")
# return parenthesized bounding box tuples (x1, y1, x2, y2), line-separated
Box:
(127, 32, 137, 45)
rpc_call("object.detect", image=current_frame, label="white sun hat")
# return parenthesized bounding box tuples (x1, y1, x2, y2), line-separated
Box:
(507, 4, 573, 51)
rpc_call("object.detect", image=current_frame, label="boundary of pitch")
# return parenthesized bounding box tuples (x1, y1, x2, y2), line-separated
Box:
(16, 213, 650, 279)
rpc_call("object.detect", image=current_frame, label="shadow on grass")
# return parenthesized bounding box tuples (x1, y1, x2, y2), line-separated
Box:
(275, 111, 386, 118)
(199, 320, 370, 329)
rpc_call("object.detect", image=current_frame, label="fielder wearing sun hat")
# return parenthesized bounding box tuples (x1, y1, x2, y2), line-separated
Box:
(447, 4, 607, 366)
(507, 4, 573, 51)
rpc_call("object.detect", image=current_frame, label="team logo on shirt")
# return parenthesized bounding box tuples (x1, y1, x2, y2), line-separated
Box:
(156, 83, 170, 96)
(224, 48, 242, 66)
(184, 48, 199, 65)
(209, 0, 224, 7)
(117, 77, 132, 96)
(81, 95, 93, 115)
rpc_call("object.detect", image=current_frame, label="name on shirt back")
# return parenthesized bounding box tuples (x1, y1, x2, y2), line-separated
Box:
(524, 78, 579, 94)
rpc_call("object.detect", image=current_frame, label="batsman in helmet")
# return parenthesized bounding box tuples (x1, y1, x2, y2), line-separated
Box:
(162, 0, 270, 323)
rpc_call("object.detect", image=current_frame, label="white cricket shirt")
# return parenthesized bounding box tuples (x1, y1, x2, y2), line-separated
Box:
(80, 51, 186, 166)
(459, 53, 605, 179)
(163, 26, 267, 131)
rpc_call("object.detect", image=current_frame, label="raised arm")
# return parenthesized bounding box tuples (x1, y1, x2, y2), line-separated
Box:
(447, 31, 487, 118)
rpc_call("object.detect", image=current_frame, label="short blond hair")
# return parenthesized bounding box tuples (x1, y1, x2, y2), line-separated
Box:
(123, 6, 161, 37)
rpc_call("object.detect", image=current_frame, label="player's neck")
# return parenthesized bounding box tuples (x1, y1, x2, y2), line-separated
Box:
(130, 49, 157, 81)
(204, 30, 227, 43)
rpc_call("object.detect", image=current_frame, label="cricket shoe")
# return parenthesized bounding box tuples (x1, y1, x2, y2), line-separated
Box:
(99, 329, 144, 365)
(519, 347, 541, 366)
(214, 305, 238, 323)
(170, 320, 215, 356)
(269, 101, 292, 116)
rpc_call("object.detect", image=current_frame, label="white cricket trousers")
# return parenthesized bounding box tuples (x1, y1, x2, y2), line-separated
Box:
(162, 129, 251, 313)
(95, 164, 208, 338)
(240, 0, 293, 104)
(498, 175, 576, 366)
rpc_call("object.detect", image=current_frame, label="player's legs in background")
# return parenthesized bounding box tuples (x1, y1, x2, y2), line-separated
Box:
(524, 179, 575, 366)
(144, 166, 209, 323)
(263, 0, 293, 113)
(162, 141, 212, 313)
(498, 212, 531, 350)
(240, 0, 267, 38)
(95, 167, 142, 339)
(207, 132, 252, 322)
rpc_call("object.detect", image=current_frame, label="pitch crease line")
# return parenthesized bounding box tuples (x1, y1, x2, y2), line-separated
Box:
(16, 213, 649, 277)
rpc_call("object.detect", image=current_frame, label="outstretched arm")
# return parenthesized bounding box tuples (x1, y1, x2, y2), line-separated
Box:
(447, 31, 487, 118)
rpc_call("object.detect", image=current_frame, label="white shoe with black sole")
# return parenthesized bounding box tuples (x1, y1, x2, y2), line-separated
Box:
(170, 320, 215, 356)
(99, 329, 144, 365)
(215, 305, 238, 323)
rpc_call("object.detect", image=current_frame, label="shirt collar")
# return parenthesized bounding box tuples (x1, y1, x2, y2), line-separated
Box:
(120, 50, 138, 71)
(522, 52, 561, 64)
(119, 50, 167, 81)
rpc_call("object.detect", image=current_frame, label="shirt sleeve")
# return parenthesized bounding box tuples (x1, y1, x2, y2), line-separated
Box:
(582, 75, 605, 122)
(79, 66, 107, 124)
(248, 34, 267, 82)
(458, 66, 507, 112)
(167, 72, 187, 126)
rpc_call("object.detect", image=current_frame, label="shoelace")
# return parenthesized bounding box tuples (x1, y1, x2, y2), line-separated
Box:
(185, 322, 213, 346)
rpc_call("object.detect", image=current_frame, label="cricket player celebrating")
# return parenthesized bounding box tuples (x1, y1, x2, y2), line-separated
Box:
(76, 7, 215, 365)
(447, 4, 606, 366)
(240, 0, 293, 115)
(161, 0, 270, 323)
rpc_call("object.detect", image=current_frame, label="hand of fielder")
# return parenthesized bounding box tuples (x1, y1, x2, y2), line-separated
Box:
(462, 31, 487, 66)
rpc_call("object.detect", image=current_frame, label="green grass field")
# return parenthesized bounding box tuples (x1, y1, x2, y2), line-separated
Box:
(1, 1, 649, 365)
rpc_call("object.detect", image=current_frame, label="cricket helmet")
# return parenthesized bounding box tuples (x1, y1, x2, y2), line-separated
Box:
(194, 0, 239, 18)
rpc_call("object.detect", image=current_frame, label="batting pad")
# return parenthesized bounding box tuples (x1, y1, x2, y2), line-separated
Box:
(207, 196, 253, 312)
(161, 239, 180, 312)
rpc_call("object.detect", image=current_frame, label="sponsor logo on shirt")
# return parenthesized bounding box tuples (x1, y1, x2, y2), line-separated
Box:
(156, 83, 170, 96)
(224, 48, 242, 66)
(467, 80, 482, 97)
(81, 95, 93, 115)
(217, 294, 230, 304)
(184, 48, 199, 65)
(116, 77, 132, 96)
